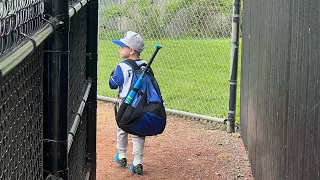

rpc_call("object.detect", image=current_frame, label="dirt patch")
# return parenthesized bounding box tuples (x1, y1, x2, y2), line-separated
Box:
(96, 101, 253, 180)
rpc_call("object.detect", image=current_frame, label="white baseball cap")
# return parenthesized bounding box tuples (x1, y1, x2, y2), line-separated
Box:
(112, 31, 144, 52)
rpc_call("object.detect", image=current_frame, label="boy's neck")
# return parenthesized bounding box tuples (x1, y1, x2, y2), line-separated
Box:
(127, 55, 141, 60)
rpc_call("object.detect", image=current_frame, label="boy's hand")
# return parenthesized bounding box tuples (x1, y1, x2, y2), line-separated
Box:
(110, 70, 115, 76)
(109, 69, 118, 89)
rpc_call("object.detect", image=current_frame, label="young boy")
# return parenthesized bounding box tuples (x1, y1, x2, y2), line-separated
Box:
(109, 31, 146, 175)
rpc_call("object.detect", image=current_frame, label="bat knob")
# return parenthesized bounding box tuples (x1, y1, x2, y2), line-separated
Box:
(156, 44, 162, 49)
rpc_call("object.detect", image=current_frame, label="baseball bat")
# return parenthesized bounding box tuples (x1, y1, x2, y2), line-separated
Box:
(124, 44, 162, 104)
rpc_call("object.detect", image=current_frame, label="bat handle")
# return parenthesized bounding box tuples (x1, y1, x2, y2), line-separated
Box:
(124, 44, 162, 105)
(156, 44, 162, 49)
(144, 44, 162, 72)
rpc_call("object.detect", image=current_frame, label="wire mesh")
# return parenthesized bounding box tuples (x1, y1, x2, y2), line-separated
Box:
(0, 0, 44, 56)
(68, 5, 89, 180)
(68, 108, 89, 180)
(68, 4, 88, 130)
(0, 46, 43, 180)
(98, 0, 235, 118)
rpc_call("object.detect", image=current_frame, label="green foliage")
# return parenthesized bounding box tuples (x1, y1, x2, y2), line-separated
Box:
(101, 0, 233, 39)
(163, 0, 193, 23)
(136, 6, 164, 38)
(99, 29, 122, 40)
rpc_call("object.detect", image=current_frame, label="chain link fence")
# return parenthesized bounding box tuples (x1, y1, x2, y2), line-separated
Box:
(1, 0, 97, 179)
(0, 46, 43, 180)
(98, 0, 237, 119)
(0, 0, 44, 56)
(0, 0, 44, 179)
(68, 4, 91, 180)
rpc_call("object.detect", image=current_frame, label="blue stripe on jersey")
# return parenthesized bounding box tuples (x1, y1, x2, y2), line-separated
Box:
(109, 65, 124, 88)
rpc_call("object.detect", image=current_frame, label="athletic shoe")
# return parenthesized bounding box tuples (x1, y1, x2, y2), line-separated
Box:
(114, 153, 127, 168)
(130, 164, 143, 175)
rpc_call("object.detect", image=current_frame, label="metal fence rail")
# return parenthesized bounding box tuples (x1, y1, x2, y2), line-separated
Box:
(69, 6, 88, 130)
(69, 107, 90, 180)
(68, 5, 91, 180)
(0, 0, 44, 56)
(0, 0, 44, 179)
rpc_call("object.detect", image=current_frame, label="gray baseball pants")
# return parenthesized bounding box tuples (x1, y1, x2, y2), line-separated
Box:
(116, 128, 145, 161)
(116, 99, 145, 163)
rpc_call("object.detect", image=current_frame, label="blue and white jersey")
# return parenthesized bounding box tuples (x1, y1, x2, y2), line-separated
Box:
(109, 60, 147, 99)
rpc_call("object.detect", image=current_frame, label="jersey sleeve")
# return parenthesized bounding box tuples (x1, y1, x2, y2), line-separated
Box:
(109, 65, 124, 89)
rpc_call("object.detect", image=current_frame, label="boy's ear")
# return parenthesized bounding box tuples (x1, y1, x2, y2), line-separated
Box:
(129, 47, 135, 55)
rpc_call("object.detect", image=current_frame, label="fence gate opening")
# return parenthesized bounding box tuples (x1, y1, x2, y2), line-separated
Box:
(97, 0, 240, 124)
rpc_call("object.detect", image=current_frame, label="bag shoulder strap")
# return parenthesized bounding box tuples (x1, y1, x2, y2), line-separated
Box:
(149, 75, 162, 100)
(125, 59, 139, 70)
(125, 60, 146, 71)
(124, 59, 162, 100)
(132, 61, 159, 95)
(125, 60, 146, 94)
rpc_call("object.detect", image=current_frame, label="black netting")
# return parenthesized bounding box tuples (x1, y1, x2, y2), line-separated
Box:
(68, 5, 88, 129)
(0, 1, 95, 179)
(0, 46, 43, 180)
(68, 4, 89, 180)
(0, 0, 44, 56)
(68, 108, 89, 180)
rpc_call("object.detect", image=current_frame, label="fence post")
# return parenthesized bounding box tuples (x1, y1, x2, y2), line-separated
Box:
(43, 0, 70, 179)
(227, 0, 241, 133)
(87, 0, 98, 179)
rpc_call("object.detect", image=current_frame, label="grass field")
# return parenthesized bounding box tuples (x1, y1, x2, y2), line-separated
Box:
(98, 38, 241, 121)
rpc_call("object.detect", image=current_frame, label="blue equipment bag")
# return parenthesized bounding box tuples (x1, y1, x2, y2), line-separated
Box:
(115, 60, 166, 136)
